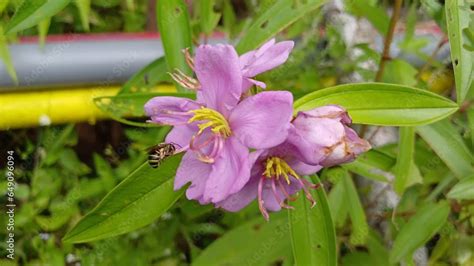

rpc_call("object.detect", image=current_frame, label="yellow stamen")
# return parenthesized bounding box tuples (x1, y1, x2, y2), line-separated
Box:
(263, 156, 300, 184)
(188, 107, 232, 137)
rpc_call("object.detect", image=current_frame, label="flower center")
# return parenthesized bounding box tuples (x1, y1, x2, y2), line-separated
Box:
(188, 107, 231, 137)
(263, 156, 300, 184)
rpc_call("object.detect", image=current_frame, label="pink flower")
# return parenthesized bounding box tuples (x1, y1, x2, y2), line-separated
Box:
(216, 106, 371, 220)
(239, 38, 294, 91)
(144, 44, 293, 204)
(289, 105, 371, 167)
(216, 130, 322, 220)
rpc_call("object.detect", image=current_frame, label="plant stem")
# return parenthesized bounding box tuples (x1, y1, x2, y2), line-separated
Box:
(361, 0, 404, 137)
(374, 0, 404, 82)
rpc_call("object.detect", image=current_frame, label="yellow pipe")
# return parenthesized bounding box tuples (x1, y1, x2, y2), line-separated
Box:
(0, 85, 175, 130)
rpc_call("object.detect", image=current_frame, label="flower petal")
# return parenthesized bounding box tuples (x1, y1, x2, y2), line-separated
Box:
(144, 96, 200, 125)
(174, 151, 212, 202)
(229, 91, 293, 149)
(291, 113, 346, 164)
(203, 137, 250, 203)
(240, 39, 294, 78)
(165, 125, 196, 149)
(194, 44, 242, 116)
(216, 174, 259, 212)
(298, 105, 351, 124)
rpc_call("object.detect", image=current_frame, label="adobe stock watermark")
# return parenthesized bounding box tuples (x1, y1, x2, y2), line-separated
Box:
(5, 150, 16, 260)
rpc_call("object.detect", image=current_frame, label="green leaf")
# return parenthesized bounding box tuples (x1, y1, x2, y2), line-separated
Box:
(346, 0, 389, 35)
(37, 17, 50, 49)
(193, 212, 292, 266)
(117, 57, 171, 95)
(93, 153, 116, 191)
(447, 175, 474, 200)
(445, 0, 474, 103)
(468, 108, 474, 149)
(288, 176, 337, 266)
(341, 170, 368, 245)
(394, 127, 416, 195)
(199, 0, 220, 35)
(0, 0, 9, 14)
(328, 180, 348, 228)
(294, 83, 459, 126)
(75, 0, 91, 32)
(389, 201, 450, 263)
(156, 0, 193, 92)
(5, 0, 71, 34)
(93, 92, 195, 127)
(63, 155, 184, 243)
(343, 149, 396, 182)
(416, 119, 474, 179)
(0, 26, 17, 84)
(236, 0, 326, 53)
(382, 59, 418, 87)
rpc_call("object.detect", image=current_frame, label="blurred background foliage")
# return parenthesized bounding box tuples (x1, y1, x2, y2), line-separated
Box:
(0, 0, 473, 265)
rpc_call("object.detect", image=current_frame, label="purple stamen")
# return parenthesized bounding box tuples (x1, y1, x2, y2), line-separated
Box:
(258, 176, 269, 221)
(277, 178, 297, 202)
(296, 178, 317, 208)
(271, 179, 294, 209)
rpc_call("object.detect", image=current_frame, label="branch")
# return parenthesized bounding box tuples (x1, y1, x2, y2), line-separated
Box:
(374, 0, 404, 81)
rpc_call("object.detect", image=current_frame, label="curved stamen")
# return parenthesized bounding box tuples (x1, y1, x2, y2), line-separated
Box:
(188, 107, 232, 137)
(208, 136, 224, 160)
(169, 69, 200, 90)
(296, 178, 316, 208)
(301, 178, 321, 189)
(190, 134, 218, 163)
(182, 48, 195, 71)
(271, 179, 294, 209)
(258, 176, 269, 221)
(277, 178, 298, 202)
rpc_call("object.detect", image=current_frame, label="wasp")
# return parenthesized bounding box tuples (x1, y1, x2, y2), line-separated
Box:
(147, 143, 178, 168)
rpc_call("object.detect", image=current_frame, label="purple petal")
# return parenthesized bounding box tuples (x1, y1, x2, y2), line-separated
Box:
(194, 44, 242, 116)
(240, 38, 294, 79)
(261, 177, 301, 211)
(165, 125, 196, 149)
(144, 97, 200, 125)
(321, 126, 371, 167)
(174, 152, 212, 202)
(216, 173, 259, 212)
(345, 126, 372, 155)
(203, 137, 250, 203)
(292, 113, 345, 150)
(229, 91, 293, 149)
(298, 105, 351, 124)
(289, 159, 322, 175)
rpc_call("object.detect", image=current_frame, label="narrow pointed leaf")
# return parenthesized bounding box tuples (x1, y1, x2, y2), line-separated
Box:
(199, 0, 220, 34)
(117, 57, 171, 95)
(294, 83, 458, 126)
(394, 127, 416, 194)
(93, 92, 195, 127)
(5, 0, 71, 33)
(288, 176, 337, 266)
(447, 175, 474, 200)
(416, 119, 474, 179)
(156, 0, 192, 92)
(389, 201, 450, 263)
(343, 149, 396, 182)
(63, 155, 184, 243)
(341, 170, 368, 245)
(236, 0, 326, 53)
(37, 17, 51, 48)
(0, 26, 17, 84)
(445, 0, 474, 103)
(193, 213, 292, 266)
(75, 0, 91, 31)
